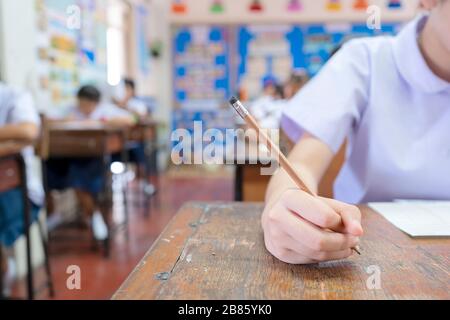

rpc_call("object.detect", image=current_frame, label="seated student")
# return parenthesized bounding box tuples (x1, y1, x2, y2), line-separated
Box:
(252, 71, 310, 130)
(114, 78, 148, 119)
(263, 1, 450, 265)
(46, 85, 135, 241)
(283, 69, 309, 100)
(0, 83, 43, 295)
(250, 77, 286, 129)
(112, 79, 155, 195)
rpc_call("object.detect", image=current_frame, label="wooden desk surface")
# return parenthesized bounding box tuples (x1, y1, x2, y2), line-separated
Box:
(128, 120, 158, 143)
(113, 202, 450, 300)
(46, 123, 126, 158)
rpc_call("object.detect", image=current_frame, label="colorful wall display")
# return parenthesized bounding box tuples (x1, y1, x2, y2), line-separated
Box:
(137, 4, 150, 75)
(210, 0, 225, 14)
(236, 22, 402, 100)
(172, 25, 230, 111)
(171, 21, 402, 151)
(172, 0, 188, 14)
(237, 25, 299, 101)
(172, 25, 233, 151)
(249, 0, 264, 12)
(35, 0, 108, 110)
(287, 0, 303, 12)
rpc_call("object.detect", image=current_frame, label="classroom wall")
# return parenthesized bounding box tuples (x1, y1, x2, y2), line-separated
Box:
(146, 0, 420, 127)
(167, 0, 419, 24)
(0, 0, 38, 88)
(0, 0, 46, 278)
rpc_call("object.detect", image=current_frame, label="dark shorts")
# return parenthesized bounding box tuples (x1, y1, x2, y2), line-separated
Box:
(0, 188, 40, 247)
(45, 158, 105, 196)
(112, 142, 147, 165)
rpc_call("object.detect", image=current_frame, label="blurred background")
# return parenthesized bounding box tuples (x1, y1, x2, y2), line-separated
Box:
(0, 0, 419, 300)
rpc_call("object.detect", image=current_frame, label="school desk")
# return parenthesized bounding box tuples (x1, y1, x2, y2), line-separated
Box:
(126, 119, 162, 212)
(127, 119, 161, 181)
(44, 123, 127, 158)
(41, 123, 129, 257)
(229, 137, 346, 202)
(113, 202, 450, 300)
(226, 139, 274, 202)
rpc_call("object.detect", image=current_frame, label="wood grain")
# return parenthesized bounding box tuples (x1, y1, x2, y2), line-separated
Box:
(47, 126, 126, 158)
(113, 203, 450, 300)
(0, 156, 21, 193)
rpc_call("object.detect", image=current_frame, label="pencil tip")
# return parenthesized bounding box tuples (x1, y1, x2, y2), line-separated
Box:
(229, 96, 238, 105)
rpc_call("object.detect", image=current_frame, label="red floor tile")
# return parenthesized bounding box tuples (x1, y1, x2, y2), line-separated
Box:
(11, 171, 234, 300)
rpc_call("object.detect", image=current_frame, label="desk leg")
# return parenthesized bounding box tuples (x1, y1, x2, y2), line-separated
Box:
(235, 165, 243, 202)
(101, 155, 111, 258)
(0, 245, 4, 299)
(120, 148, 130, 239)
(18, 156, 34, 300)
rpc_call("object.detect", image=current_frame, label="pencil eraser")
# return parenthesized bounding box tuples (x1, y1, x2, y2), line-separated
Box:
(229, 96, 238, 105)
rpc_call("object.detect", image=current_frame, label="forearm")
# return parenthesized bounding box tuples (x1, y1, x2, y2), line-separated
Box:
(0, 123, 39, 143)
(265, 160, 319, 208)
(0, 141, 31, 157)
(265, 133, 334, 207)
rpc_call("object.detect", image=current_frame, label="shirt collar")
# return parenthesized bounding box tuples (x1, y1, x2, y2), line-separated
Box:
(393, 14, 450, 94)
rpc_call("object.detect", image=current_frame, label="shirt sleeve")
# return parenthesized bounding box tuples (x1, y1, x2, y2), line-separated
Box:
(281, 39, 370, 154)
(100, 104, 133, 120)
(9, 90, 40, 126)
(128, 99, 148, 116)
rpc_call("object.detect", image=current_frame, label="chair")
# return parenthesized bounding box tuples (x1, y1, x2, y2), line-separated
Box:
(0, 154, 54, 300)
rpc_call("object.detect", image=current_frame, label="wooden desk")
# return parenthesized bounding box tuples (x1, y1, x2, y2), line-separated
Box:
(226, 139, 274, 202)
(114, 203, 450, 300)
(42, 123, 129, 257)
(127, 119, 158, 144)
(45, 123, 126, 158)
(230, 136, 347, 202)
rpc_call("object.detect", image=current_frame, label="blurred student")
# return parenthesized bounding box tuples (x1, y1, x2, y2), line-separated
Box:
(252, 71, 310, 129)
(0, 83, 43, 295)
(263, 1, 450, 264)
(46, 85, 135, 241)
(250, 76, 285, 129)
(112, 78, 153, 193)
(114, 78, 148, 119)
(283, 69, 309, 100)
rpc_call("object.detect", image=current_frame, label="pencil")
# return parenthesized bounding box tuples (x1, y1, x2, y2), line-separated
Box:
(229, 97, 361, 255)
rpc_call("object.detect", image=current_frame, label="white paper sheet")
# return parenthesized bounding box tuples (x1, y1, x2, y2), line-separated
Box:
(368, 201, 450, 237)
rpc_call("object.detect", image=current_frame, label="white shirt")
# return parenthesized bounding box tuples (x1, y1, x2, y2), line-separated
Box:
(54, 103, 132, 121)
(126, 97, 148, 116)
(0, 84, 44, 205)
(282, 15, 450, 203)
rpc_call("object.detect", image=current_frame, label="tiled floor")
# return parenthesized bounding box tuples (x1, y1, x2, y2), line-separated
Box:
(11, 166, 234, 300)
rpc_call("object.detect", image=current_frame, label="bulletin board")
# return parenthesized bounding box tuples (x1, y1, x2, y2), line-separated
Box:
(172, 25, 234, 150)
(172, 25, 230, 110)
(169, 0, 414, 153)
(236, 22, 402, 100)
(35, 0, 108, 110)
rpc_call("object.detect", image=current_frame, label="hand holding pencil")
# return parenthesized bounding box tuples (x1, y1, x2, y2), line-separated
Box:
(229, 97, 362, 264)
